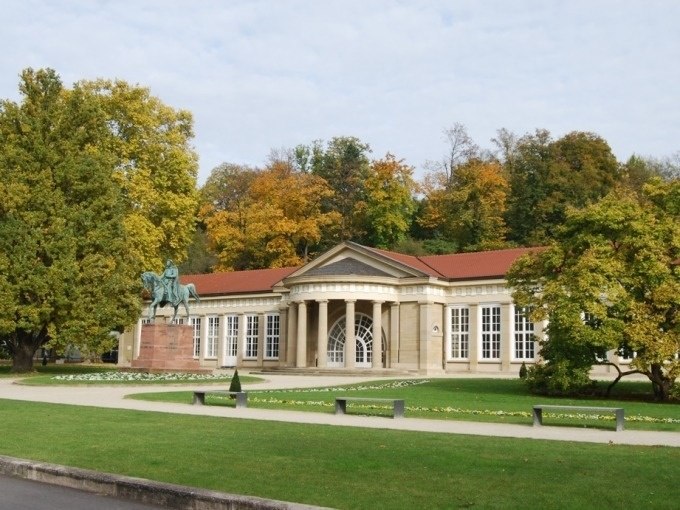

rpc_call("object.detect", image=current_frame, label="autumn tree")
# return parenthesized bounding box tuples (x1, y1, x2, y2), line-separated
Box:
(0, 69, 141, 371)
(508, 181, 680, 399)
(295, 136, 372, 243)
(420, 159, 509, 252)
(357, 154, 417, 248)
(201, 160, 340, 270)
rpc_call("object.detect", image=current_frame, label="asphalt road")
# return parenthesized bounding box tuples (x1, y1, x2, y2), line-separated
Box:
(0, 474, 164, 510)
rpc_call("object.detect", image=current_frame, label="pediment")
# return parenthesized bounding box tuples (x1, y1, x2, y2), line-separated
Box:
(304, 257, 393, 277)
(284, 241, 431, 281)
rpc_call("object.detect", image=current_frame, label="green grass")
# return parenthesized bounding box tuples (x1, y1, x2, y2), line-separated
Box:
(0, 399, 677, 509)
(130, 378, 680, 431)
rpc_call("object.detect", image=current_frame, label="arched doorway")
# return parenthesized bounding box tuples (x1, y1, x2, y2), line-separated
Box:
(327, 313, 385, 368)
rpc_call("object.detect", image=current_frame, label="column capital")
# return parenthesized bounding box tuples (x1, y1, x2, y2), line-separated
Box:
(316, 299, 329, 304)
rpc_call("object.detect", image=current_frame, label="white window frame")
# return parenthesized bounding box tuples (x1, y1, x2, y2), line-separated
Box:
(480, 304, 501, 360)
(449, 306, 470, 360)
(244, 315, 259, 359)
(265, 314, 280, 360)
(224, 315, 239, 359)
(206, 316, 219, 359)
(189, 316, 201, 358)
(513, 306, 535, 360)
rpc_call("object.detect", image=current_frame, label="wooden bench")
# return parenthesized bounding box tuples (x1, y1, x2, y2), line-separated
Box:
(193, 390, 248, 408)
(532, 405, 625, 431)
(335, 397, 405, 419)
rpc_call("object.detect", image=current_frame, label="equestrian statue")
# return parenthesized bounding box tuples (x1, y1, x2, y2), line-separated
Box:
(141, 260, 200, 322)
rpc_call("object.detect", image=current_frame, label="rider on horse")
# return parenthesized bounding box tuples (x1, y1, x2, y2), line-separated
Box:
(161, 259, 181, 305)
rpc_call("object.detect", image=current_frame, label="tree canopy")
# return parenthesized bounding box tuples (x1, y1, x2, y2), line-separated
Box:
(0, 68, 198, 371)
(508, 180, 680, 399)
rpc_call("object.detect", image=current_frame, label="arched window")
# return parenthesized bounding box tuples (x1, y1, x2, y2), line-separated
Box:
(327, 313, 385, 368)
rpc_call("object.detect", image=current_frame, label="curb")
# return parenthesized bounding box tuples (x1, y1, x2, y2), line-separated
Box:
(0, 455, 332, 510)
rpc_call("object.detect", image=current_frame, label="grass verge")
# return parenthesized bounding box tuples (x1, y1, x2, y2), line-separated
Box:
(130, 378, 680, 431)
(0, 399, 678, 509)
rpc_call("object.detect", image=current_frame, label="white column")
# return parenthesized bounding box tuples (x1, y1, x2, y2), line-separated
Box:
(372, 301, 383, 369)
(389, 303, 400, 368)
(199, 315, 208, 363)
(345, 300, 356, 368)
(296, 301, 307, 367)
(443, 306, 452, 364)
(501, 303, 512, 372)
(237, 313, 246, 365)
(468, 304, 478, 371)
(317, 300, 328, 368)
(286, 303, 297, 367)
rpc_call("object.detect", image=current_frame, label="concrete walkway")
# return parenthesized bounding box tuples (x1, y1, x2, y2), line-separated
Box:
(1, 373, 678, 447)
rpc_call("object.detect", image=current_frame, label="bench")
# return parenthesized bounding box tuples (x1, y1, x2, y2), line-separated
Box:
(335, 397, 405, 419)
(193, 390, 248, 408)
(532, 405, 624, 431)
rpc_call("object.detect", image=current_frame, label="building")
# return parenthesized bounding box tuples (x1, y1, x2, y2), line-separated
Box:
(117, 241, 627, 375)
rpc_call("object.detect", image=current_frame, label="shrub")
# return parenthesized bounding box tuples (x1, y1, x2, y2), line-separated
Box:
(525, 361, 594, 396)
(519, 362, 528, 379)
(228, 369, 242, 393)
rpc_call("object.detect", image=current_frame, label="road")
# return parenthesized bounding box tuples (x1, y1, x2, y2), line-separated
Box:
(0, 474, 164, 510)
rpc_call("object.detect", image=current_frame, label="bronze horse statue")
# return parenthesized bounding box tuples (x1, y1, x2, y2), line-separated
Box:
(141, 271, 200, 322)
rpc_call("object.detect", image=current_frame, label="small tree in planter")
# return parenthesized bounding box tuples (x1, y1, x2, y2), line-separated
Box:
(519, 362, 528, 379)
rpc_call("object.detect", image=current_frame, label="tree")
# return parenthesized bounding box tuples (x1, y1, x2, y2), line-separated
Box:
(425, 123, 479, 188)
(0, 69, 141, 371)
(508, 181, 680, 399)
(358, 154, 417, 248)
(201, 159, 340, 270)
(78, 78, 199, 270)
(296, 136, 372, 243)
(420, 159, 509, 252)
(503, 130, 621, 245)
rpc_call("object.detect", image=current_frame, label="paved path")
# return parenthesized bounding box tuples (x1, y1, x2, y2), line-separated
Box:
(0, 373, 678, 447)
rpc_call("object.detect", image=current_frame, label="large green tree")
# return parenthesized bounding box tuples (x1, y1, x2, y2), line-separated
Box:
(503, 130, 620, 245)
(508, 181, 680, 399)
(0, 69, 141, 371)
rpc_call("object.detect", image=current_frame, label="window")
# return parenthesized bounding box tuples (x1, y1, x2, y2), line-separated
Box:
(245, 315, 259, 359)
(265, 314, 280, 359)
(225, 315, 238, 359)
(206, 316, 219, 358)
(189, 317, 201, 358)
(481, 305, 501, 359)
(513, 307, 535, 359)
(450, 307, 469, 359)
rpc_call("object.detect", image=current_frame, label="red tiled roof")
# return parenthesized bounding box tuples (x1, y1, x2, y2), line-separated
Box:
(180, 266, 299, 296)
(420, 247, 544, 280)
(179, 245, 544, 296)
(369, 245, 543, 280)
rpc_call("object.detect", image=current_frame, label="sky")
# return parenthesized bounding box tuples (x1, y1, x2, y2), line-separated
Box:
(2, 0, 679, 184)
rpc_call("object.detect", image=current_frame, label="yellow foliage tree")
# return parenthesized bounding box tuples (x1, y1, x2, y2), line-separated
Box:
(202, 160, 340, 270)
(420, 160, 509, 251)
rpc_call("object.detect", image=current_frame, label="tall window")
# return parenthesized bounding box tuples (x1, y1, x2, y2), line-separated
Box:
(481, 305, 501, 359)
(513, 307, 535, 359)
(206, 316, 219, 358)
(189, 317, 201, 358)
(450, 307, 469, 359)
(225, 315, 238, 359)
(245, 315, 259, 359)
(265, 314, 280, 359)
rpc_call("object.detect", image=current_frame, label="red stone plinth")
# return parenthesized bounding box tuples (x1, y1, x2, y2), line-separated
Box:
(131, 324, 202, 371)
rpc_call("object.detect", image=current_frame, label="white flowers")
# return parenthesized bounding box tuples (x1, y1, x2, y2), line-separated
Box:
(52, 372, 230, 382)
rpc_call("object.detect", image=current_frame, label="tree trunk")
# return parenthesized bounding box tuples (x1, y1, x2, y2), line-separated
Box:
(649, 363, 673, 401)
(10, 329, 47, 373)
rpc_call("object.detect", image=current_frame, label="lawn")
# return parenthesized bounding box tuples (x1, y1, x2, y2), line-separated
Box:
(0, 399, 678, 509)
(130, 378, 680, 432)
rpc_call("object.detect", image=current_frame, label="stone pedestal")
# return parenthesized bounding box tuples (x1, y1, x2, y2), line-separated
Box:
(131, 324, 202, 371)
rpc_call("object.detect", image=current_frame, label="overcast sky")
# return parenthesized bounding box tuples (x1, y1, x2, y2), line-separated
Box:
(2, 0, 679, 184)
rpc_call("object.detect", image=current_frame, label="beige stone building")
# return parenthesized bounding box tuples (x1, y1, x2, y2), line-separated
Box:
(118, 241, 627, 375)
